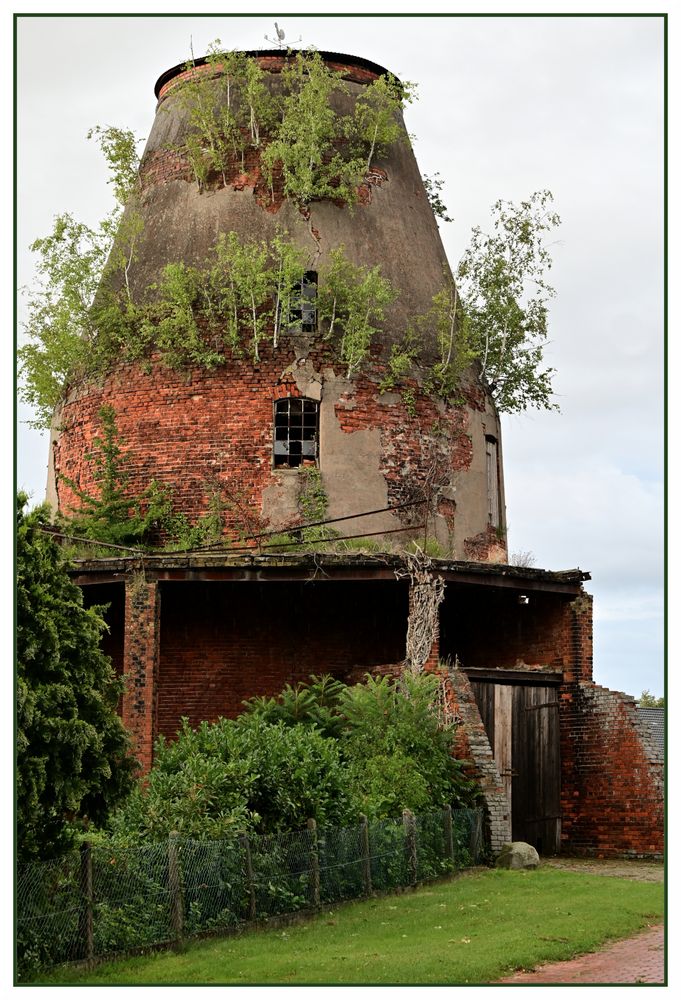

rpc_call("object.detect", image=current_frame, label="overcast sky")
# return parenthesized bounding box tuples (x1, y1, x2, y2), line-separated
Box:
(15, 11, 665, 699)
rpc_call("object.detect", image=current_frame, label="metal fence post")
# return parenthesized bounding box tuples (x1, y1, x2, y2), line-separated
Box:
(78, 841, 94, 964)
(402, 809, 417, 886)
(443, 804, 455, 865)
(307, 818, 321, 908)
(240, 833, 257, 921)
(168, 831, 184, 950)
(359, 813, 372, 895)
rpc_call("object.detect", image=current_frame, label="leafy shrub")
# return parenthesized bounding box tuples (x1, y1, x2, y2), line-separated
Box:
(108, 716, 352, 842)
(244, 672, 480, 817)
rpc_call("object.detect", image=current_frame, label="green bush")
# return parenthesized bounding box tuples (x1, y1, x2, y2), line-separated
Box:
(108, 716, 352, 842)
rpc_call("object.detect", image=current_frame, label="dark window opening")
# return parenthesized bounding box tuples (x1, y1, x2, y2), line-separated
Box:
(287, 271, 317, 333)
(274, 396, 319, 468)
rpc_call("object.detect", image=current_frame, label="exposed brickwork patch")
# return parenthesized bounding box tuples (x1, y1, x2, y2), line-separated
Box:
(55, 347, 489, 552)
(559, 679, 664, 858)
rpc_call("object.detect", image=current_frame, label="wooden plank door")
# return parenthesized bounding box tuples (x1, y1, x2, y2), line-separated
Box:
(511, 685, 561, 854)
(470, 680, 561, 855)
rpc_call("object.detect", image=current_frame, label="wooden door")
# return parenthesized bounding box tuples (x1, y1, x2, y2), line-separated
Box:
(470, 680, 561, 855)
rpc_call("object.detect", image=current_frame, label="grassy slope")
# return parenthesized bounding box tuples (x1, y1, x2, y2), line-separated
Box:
(39, 867, 663, 986)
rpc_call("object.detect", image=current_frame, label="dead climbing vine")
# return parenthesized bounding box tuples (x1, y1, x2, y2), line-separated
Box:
(395, 546, 445, 674)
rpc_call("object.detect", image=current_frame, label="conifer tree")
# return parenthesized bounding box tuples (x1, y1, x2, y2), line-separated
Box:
(17, 494, 135, 860)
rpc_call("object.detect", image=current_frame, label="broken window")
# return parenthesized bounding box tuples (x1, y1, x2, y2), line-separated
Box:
(287, 271, 317, 333)
(485, 434, 501, 528)
(273, 396, 319, 468)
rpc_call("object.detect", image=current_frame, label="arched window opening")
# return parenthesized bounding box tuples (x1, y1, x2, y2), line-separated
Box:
(273, 397, 319, 468)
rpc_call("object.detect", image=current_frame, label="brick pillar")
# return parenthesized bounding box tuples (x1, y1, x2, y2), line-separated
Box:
(562, 591, 594, 684)
(122, 576, 160, 774)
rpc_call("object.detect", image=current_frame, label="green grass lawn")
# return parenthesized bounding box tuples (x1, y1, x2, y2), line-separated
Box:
(36, 867, 663, 986)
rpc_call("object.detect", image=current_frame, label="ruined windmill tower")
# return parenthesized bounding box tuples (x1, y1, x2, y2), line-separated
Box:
(49, 49, 506, 561)
(51, 49, 662, 860)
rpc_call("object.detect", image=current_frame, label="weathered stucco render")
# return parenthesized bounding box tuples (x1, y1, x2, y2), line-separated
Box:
(49, 50, 507, 559)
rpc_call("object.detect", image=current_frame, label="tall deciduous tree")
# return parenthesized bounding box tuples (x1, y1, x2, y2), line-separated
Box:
(16, 495, 135, 860)
(457, 189, 561, 413)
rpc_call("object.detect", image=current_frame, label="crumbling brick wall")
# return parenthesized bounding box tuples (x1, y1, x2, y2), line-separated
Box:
(53, 346, 486, 556)
(559, 681, 664, 858)
(443, 663, 511, 853)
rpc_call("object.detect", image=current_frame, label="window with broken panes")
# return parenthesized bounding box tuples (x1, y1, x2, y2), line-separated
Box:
(273, 397, 319, 467)
(287, 271, 317, 333)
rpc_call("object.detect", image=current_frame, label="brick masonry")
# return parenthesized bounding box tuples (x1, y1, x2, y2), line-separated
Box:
(101, 573, 662, 858)
(53, 346, 493, 556)
(559, 680, 664, 858)
(443, 661, 512, 853)
(121, 577, 160, 774)
(156, 578, 407, 741)
(156, 53, 382, 105)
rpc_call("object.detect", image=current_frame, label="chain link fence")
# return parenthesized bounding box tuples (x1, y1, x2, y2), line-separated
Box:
(17, 806, 484, 977)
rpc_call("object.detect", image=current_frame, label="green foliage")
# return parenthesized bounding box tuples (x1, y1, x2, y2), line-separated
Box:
(58, 405, 174, 547)
(353, 73, 415, 171)
(57, 405, 227, 552)
(150, 261, 225, 369)
(406, 537, 446, 559)
(417, 273, 476, 401)
(175, 47, 414, 207)
(346, 750, 431, 817)
(423, 172, 453, 223)
(174, 44, 276, 188)
(243, 672, 478, 820)
(243, 675, 347, 739)
(318, 245, 396, 377)
(16, 494, 135, 861)
(456, 189, 561, 413)
(339, 673, 476, 816)
(109, 716, 351, 841)
(270, 234, 311, 347)
(162, 487, 226, 551)
(86, 126, 141, 206)
(139, 231, 309, 367)
(20, 223, 317, 426)
(19, 213, 114, 427)
(638, 690, 664, 708)
(262, 50, 363, 207)
(220, 232, 271, 362)
(378, 326, 422, 399)
(19, 126, 143, 428)
(297, 466, 328, 523)
(42, 868, 663, 985)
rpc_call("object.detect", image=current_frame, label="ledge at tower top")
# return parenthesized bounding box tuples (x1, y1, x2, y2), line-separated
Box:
(47, 47, 507, 562)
